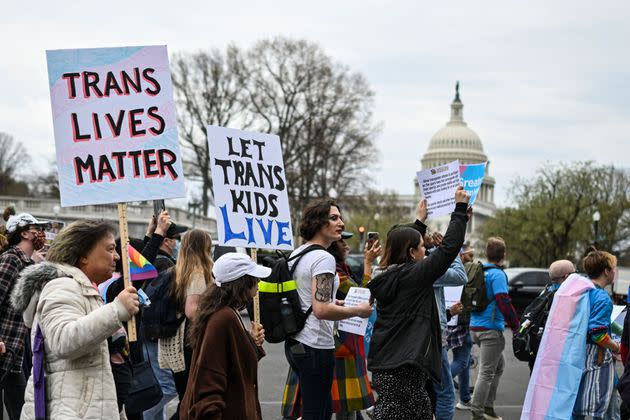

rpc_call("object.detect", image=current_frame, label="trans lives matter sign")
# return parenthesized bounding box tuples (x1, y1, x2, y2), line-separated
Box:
(47, 45, 186, 207)
(207, 126, 294, 250)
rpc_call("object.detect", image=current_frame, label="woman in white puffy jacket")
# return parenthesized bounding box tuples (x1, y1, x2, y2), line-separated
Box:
(10, 220, 139, 420)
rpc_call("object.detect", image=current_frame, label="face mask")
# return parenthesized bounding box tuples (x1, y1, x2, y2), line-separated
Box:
(172, 240, 181, 259)
(31, 231, 46, 251)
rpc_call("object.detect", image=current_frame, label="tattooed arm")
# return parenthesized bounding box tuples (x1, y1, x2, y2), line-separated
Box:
(311, 272, 373, 321)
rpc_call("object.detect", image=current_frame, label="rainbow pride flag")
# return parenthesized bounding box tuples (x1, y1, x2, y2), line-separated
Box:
(128, 244, 158, 282)
(521, 274, 594, 420)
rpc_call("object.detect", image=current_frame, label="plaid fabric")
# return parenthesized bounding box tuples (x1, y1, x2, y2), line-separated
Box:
(0, 246, 32, 374)
(281, 367, 301, 417)
(446, 324, 470, 350)
(336, 262, 370, 299)
(281, 332, 375, 416)
(331, 330, 375, 412)
(282, 263, 374, 415)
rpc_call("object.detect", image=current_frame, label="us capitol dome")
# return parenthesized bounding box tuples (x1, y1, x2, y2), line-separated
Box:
(414, 82, 496, 236)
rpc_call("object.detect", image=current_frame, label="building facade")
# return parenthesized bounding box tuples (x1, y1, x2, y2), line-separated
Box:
(406, 82, 496, 240)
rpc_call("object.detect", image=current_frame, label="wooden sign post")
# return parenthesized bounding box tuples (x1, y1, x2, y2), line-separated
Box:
(250, 248, 261, 326)
(118, 203, 137, 342)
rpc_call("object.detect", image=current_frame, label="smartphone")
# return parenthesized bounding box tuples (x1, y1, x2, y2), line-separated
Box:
(153, 200, 166, 218)
(367, 231, 380, 246)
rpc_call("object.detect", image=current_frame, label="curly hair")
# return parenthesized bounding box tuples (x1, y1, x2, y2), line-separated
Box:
(188, 275, 258, 347)
(299, 199, 340, 241)
(46, 220, 116, 267)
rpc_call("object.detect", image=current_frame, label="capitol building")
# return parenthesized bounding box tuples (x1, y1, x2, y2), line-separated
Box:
(407, 83, 497, 240)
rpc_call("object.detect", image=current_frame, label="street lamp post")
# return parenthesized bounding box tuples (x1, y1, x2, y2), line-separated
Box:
(592, 210, 601, 246)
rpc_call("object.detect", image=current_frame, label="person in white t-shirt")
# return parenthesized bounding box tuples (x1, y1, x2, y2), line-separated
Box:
(285, 199, 373, 420)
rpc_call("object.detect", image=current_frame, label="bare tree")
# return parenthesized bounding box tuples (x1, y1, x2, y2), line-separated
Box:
(238, 37, 380, 218)
(0, 132, 31, 195)
(171, 46, 250, 214)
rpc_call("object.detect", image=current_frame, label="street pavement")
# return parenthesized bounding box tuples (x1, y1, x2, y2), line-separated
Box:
(1, 328, 531, 419)
(253, 332, 530, 420)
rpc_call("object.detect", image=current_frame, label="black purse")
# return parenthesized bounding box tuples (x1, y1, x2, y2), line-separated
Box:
(125, 346, 163, 414)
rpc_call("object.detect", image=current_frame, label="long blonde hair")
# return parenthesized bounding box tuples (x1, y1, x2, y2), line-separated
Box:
(172, 229, 214, 309)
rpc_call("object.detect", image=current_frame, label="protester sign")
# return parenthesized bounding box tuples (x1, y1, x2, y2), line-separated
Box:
(612, 305, 626, 343)
(207, 125, 294, 251)
(460, 162, 487, 207)
(46, 45, 186, 207)
(338, 287, 371, 335)
(416, 160, 461, 217)
(417, 160, 487, 217)
(445, 285, 464, 326)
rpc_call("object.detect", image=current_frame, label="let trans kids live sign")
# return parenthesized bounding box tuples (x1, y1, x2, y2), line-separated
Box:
(208, 126, 294, 251)
(47, 45, 186, 207)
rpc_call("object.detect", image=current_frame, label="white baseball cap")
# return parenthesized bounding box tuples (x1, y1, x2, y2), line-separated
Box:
(6, 213, 48, 233)
(212, 252, 272, 287)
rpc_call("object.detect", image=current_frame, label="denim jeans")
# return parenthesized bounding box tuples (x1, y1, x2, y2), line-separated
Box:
(471, 330, 505, 417)
(142, 341, 178, 420)
(284, 339, 335, 420)
(450, 332, 473, 403)
(433, 346, 455, 420)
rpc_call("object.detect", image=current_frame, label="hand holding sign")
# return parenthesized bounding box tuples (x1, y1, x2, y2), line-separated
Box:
(455, 186, 471, 204)
(416, 199, 428, 223)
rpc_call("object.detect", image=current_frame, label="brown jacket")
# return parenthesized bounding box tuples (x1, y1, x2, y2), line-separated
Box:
(180, 306, 264, 419)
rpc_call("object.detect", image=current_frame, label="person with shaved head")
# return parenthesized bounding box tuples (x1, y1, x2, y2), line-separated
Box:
(549, 259, 577, 285)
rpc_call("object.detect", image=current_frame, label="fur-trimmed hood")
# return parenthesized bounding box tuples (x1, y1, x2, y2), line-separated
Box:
(10, 262, 89, 328)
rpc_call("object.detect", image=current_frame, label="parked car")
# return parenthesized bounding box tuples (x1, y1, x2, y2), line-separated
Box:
(506, 267, 550, 317)
(346, 253, 365, 281)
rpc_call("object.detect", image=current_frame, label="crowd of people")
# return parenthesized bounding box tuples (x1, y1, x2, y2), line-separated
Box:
(0, 185, 628, 419)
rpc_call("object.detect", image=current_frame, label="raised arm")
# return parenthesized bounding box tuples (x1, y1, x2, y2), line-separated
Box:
(409, 187, 470, 289)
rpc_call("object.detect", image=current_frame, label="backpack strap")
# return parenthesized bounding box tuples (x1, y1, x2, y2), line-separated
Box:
(287, 244, 327, 277)
(287, 244, 327, 322)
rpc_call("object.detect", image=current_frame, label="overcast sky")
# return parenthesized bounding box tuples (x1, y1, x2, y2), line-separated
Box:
(2, 1, 629, 208)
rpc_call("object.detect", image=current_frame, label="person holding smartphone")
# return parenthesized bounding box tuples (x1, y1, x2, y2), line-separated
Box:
(285, 199, 373, 420)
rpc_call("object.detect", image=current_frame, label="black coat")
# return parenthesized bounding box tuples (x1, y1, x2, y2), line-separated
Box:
(367, 202, 468, 383)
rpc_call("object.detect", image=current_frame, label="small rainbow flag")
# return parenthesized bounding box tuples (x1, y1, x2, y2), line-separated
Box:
(128, 244, 158, 282)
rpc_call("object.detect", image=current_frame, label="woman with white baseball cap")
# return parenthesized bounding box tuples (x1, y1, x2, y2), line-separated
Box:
(179, 252, 271, 419)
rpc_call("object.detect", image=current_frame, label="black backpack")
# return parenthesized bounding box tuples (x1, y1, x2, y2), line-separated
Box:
(258, 244, 325, 343)
(512, 285, 557, 362)
(142, 269, 185, 340)
(461, 262, 495, 313)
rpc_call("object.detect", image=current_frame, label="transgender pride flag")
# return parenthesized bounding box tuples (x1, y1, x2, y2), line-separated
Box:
(521, 274, 594, 420)
(128, 244, 157, 282)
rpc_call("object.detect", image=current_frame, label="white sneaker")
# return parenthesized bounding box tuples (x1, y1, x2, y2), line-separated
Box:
(483, 408, 502, 420)
(456, 400, 472, 410)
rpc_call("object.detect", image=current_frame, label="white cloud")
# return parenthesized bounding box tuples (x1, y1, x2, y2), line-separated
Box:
(1, 1, 629, 207)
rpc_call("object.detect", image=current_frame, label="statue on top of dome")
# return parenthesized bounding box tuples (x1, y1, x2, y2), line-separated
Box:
(455, 81, 461, 103)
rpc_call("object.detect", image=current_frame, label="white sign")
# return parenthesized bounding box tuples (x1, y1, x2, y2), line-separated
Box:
(416, 160, 461, 218)
(338, 287, 371, 336)
(445, 285, 464, 326)
(47, 45, 186, 207)
(207, 125, 294, 250)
